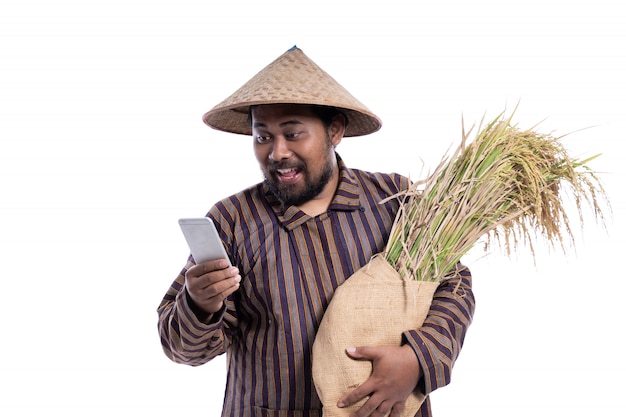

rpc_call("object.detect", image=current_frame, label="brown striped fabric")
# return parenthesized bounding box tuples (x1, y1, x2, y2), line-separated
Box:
(157, 155, 475, 417)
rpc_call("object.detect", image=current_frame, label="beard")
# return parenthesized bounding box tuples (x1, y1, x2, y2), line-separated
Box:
(263, 139, 336, 207)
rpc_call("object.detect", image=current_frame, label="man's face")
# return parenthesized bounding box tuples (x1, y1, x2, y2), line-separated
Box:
(251, 104, 343, 207)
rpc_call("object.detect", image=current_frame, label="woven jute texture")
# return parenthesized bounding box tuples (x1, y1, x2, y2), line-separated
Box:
(202, 46, 382, 137)
(312, 255, 438, 417)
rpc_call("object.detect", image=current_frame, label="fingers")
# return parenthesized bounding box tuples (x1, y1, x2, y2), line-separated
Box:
(191, 269, 240, 299)
(338, 390, 395, 417)
(339, 396, 404, 417)
(337, 379, 371, 410)
(187, 259, 232, 278)
(185, 259, 241, 314)
(388, 402, 406, 417)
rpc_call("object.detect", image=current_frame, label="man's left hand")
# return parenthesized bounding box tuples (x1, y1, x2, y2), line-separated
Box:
(337, 344, 422, 417)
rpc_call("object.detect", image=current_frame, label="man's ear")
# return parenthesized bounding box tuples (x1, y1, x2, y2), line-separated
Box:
(328, 114, 346, 146)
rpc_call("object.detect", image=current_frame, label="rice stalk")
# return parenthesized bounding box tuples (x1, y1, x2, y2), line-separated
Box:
(383, 110, 610, 281)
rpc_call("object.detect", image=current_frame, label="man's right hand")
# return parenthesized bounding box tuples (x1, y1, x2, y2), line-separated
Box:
(185, 259, 241, 315)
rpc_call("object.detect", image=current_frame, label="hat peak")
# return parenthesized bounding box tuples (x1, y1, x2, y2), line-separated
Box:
(202, 47, 381, 137)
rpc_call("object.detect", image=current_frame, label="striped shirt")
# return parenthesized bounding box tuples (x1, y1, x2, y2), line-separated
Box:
(157, 155, 475, 417)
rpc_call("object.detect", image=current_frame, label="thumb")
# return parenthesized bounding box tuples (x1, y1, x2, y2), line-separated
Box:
(345, 346, 376, 360)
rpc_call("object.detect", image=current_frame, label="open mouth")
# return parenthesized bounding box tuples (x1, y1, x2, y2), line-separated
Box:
(276, 167, 301, 183)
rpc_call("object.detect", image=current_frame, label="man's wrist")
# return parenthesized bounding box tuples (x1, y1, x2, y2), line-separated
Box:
(184, 289, 214, 323)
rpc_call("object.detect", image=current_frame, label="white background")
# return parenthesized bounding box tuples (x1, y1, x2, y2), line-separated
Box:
(1, 0, 624, 416)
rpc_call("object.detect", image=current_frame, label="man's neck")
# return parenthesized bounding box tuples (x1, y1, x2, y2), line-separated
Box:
(296, 169, 340, 217)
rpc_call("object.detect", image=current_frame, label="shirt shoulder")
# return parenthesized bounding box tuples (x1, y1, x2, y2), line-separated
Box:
(347, 167, 411, 197)
(207, 182, 275, 231)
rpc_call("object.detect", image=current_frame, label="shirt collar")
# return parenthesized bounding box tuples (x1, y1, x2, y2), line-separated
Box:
(263, 153, 363, 230)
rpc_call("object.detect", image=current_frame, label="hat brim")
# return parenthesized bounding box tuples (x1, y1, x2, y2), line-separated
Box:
(202, 102, 381, 137)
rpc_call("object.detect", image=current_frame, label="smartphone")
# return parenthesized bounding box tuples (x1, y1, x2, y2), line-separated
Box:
(178, 217, 231, 266)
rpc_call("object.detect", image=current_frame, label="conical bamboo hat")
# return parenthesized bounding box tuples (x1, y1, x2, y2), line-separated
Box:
(202, 46, 382, 137)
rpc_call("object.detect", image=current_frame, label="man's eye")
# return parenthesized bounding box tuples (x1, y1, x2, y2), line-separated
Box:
(256, 135, 271, 144)
(285, 132, 301, 139)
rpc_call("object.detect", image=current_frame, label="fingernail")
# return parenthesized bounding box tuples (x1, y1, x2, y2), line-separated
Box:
(346, 347, 356, 353)
(337, 402, 344, 408)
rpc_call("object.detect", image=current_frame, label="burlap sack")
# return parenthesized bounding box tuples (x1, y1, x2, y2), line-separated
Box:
(312, 255, 439, 417)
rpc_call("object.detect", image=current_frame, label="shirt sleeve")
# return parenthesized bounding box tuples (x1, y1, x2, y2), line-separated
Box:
(156, 257, 234, 366)
(402, 264, 475, 395)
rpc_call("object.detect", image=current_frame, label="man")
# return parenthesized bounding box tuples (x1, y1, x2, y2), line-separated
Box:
(157, 46, 475, 417)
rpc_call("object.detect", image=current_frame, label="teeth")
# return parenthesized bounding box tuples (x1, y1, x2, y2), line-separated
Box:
(277, 168, 296, 174)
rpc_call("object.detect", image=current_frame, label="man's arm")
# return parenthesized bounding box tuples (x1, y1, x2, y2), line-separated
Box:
(404, 264, 475, 395)
(156, 258, 236, 366)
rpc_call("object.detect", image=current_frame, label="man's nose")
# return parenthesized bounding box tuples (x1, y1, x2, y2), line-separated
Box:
(269, 137, 292, 161)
